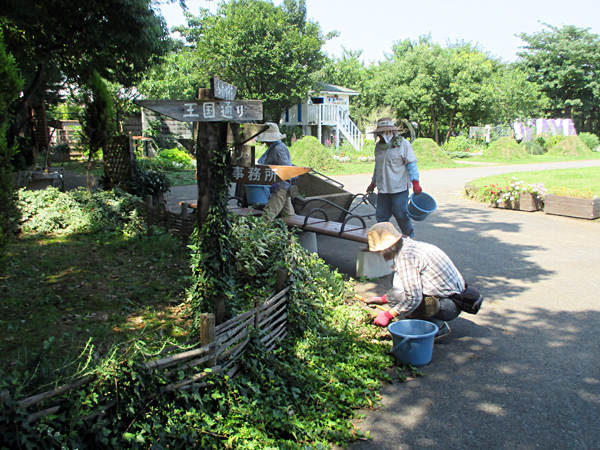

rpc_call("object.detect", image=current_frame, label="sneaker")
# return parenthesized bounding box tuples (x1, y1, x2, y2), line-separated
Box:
(435, 322, 451, 339)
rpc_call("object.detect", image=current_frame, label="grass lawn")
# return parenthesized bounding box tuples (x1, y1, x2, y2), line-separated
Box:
(465, 152, 600, 165)
(467, 167, 600, 197)
(0, 232, 193, 394)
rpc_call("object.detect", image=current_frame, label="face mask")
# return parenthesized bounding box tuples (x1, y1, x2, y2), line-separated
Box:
(382, 131, 394, 144)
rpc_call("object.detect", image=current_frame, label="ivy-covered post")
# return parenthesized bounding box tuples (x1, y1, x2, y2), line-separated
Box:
(135, 78, 263, 325)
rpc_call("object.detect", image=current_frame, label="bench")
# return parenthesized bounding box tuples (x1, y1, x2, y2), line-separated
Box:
(179, 203, 390, 278)
(227, 205, 369, 244)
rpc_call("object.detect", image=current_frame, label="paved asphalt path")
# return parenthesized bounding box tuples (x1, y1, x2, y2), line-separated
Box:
(165, 160, 600, 450)
(328, 160, 600, 450)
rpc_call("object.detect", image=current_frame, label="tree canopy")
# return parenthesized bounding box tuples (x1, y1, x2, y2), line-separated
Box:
(0, 0, 171, 143)
(173, 0, 333, 121)
(517, 24, 600, 133)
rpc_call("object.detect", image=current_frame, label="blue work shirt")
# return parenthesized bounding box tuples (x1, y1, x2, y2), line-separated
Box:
(257, 140, 293, 191)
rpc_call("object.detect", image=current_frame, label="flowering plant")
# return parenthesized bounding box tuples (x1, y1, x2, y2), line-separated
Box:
(479, 177, 547, 205)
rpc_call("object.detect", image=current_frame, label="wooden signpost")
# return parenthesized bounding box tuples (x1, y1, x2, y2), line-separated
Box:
(134, 77, 311, 324)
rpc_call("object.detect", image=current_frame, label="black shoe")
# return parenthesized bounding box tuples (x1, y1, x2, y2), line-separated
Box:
(435, 322, 451, 339)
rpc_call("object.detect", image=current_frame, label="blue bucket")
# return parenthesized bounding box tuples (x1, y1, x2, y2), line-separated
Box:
(245, 185, 271, 205)
(388, 320, 438, 366)
(407, 192, 437, 221)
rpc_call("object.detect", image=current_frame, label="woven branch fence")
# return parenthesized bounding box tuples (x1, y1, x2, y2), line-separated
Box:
(2, 283, 290, 425)
(145, 196, 196, 246)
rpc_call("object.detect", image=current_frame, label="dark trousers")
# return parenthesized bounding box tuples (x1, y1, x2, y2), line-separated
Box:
(425, 297, 461, 329)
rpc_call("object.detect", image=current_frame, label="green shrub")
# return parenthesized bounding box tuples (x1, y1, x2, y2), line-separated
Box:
(158, 148, 194, 167)
(535, 133, 565, 151)
(578, 132, 600, 151)
(0, 30, 24, 270)
(522, 140, 545, 155)
(444, 135, 471, 153)
(137, 156, 187, 172)
(289, 136, 342, 172)
(128, 161, 171, 199)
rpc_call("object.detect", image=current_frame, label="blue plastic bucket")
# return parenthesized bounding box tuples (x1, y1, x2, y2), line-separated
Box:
(388, 319, 439, 366)
(245, 185, 271, 205)
(407, 192, 437, 221)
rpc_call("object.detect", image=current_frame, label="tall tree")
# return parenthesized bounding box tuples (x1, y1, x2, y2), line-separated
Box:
(517, 24, 600, 133)
(174, 0, 333, 121)
(372, 37, 497, 144)
(0, 30, 23, 270)
(80, 70, 116, 167)
(0, 0, 170, 145)
(490, 66, 549, 130)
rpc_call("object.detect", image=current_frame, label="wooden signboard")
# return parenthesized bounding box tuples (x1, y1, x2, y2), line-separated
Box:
(227, 123, 269, 145)
(135, 99, 262, 123)
(231, 145, 255, 168)
(211, 77, 238, 101)
(230, 164, 311, 185)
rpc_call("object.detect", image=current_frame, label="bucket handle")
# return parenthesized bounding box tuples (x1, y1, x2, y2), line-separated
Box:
(390, 336, 410, 355)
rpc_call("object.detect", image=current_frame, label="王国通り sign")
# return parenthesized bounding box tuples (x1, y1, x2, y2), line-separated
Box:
(135, 100, 262, 123)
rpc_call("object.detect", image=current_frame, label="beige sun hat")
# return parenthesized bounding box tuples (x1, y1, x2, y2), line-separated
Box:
(367, 222, 403, 252)
(255, 122, 286, 142)
(368, 117, 409, 135)
(368, 117, 401, 134)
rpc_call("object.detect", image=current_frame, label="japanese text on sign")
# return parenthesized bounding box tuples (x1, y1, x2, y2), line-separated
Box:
(231, 166, 278, 184)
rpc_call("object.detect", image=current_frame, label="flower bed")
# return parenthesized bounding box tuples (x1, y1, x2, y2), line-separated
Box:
(471, 177, 546, 212)
(492, 192, 542, 212)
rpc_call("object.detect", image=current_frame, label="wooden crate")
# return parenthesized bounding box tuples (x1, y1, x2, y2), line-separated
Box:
(543, 194, 600, 219)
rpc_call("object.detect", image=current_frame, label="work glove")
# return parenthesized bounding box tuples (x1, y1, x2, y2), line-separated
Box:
(270, 183, 278, 193)
(374, 310, 394, 327)
(366, 182, 376, 193)
(412, 180, 422, 195)
(365, 295, 387, 305)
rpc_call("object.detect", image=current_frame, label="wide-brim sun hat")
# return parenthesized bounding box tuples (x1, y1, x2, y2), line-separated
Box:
(367, 222, 403, 252)
(255, 122, 286, 142)
(368, 117, 402, 134)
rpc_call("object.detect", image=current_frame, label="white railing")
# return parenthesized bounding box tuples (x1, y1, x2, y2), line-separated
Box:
(306, 104, 363, 152)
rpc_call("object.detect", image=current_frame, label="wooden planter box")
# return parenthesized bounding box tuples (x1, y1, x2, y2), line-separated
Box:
(544, 194, 600, 219)
(491, 192, 542, 212)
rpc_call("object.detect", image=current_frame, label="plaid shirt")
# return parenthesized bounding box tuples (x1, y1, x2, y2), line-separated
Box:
(387, 238, 465, 316)
(258, 140, 292, 191)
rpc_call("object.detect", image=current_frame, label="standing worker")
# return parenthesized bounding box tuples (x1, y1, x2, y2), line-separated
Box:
(255, 122, 295, 219)
(366, 117, 421, 238)
(364, 222, 483, 338)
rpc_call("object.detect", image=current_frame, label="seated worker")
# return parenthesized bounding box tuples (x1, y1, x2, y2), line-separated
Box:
(365, 222, 482, 338)
(255, 122, 295, 219)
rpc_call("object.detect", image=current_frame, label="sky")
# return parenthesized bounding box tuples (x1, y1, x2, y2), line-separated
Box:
(158, 0, 600, 64)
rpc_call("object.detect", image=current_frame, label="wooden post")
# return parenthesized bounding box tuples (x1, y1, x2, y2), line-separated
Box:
(200, 313, 216, 368)
(146, 195, 153, 237)
(181, 203, 189, 246)
(254, 297, 260, 329)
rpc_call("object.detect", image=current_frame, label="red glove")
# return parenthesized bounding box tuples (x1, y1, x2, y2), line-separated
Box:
(374, 310, 394, 327)
(412, 180, 422, 195)
(365, 294, 387, 305)
(366, 182, 376, 193)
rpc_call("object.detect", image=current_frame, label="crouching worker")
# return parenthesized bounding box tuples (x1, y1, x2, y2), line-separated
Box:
(365, 222, 482, 338)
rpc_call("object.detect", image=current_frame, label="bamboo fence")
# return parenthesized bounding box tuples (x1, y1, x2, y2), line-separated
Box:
(145, 195, 196, 245)
(1, 283, 290, 425)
